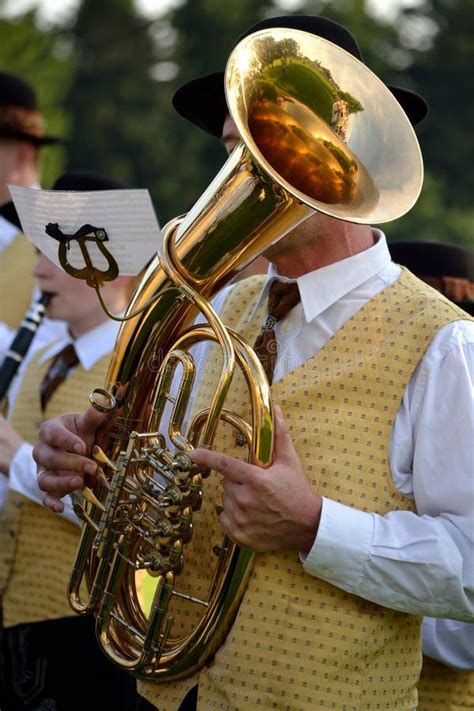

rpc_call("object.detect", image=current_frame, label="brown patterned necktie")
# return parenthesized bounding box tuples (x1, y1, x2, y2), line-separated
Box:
(253, 280, 301, 385)
(40, 342, 79, 411)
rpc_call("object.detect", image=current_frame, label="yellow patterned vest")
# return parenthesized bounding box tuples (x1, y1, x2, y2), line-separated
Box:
(136, 270, 468, 711)
(0, 232, 36, 328)
(418, 657, 474, 710)
(0, 345, 111, 628)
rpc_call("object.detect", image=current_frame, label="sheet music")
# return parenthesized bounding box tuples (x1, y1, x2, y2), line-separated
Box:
(9, 185, 162, 276)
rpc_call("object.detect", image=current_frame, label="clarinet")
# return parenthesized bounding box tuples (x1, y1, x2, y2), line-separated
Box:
(0, 292, 52, 402)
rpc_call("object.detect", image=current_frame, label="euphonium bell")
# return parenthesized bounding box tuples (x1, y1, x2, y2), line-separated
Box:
(68, 28, 423, 680)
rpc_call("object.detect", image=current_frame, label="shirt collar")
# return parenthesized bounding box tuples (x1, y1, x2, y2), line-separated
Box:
(254, 229, 392, 322)
(40, 317, 121, 370)
(0, 215, 20, 250)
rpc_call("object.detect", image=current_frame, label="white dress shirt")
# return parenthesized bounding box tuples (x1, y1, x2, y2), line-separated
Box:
(204, 230, 474, 668)
(3, 317, 121, 526)
(0, 214, 19, 250)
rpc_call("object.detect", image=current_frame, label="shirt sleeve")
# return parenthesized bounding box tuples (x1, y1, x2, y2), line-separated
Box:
(9, 441, 82, 527)
(302, 320, 474, 621)
(422, 617, 474, 671)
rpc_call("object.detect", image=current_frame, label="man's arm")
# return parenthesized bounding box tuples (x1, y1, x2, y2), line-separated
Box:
(190, 333, 474, 624)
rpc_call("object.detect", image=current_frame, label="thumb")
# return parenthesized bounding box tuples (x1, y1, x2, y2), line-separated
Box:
(273, 405, 295, 463)
(79, 405, 108, 433)
(77, 406, 110, 451)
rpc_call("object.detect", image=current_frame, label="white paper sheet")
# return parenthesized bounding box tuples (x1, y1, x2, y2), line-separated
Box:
(9, 185, 162, 276)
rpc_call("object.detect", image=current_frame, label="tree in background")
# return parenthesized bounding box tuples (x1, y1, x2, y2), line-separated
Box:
(0, 5, 72, 188)
(385, 0, 474, 245)
(61, 0, 164, 204)
(151, 0, 278, 222)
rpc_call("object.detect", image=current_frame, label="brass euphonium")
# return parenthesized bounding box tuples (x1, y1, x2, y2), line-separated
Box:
(68, 28, 423, 680)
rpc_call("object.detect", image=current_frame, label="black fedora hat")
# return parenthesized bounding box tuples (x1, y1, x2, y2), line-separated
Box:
(389, 241, 474, 316)
(0, 171, 130, 232)
(0, 71, 64, 145)
(51, 171, 130, 192)
(172, 15, 429, 137)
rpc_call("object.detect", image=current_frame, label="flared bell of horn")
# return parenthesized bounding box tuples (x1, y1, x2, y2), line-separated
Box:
(225, 28, 423, 224)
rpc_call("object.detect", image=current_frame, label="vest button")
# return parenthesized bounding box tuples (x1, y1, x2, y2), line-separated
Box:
(235, 434, 246, 447)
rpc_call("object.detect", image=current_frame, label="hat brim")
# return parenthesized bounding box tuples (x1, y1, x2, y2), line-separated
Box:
(173, 71, 428, 138)
(388, 241, 474, 280)
(458, 301, 474, 316)
(0, 126, 64, 146)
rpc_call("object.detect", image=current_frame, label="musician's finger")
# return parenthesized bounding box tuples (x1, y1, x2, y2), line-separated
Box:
(37, 469, 84, 495)
(79, 406, 109, 441)
(189, 448, 253, 483)
(33, 442, 97, 476)
(43, 492, 66, 513)
(36, 418, 86, 455)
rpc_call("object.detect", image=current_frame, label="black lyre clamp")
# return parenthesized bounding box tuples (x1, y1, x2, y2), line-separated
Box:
(45, 222, 119, 288)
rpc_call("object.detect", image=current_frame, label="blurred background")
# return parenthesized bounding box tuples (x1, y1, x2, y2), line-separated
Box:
(0, 0, 472, 246)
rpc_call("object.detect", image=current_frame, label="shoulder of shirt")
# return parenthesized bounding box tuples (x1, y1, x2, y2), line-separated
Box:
(422, 319, 474, 366)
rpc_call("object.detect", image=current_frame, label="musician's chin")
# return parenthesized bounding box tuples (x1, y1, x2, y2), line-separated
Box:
(45, 294, 59, 317)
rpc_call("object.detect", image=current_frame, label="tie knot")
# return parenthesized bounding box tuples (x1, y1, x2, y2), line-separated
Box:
(59, 343, 79, 369)
(267, 280, 301, 322)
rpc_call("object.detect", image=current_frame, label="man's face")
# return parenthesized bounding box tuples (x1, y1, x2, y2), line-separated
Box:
(0, 139, 18, 187)
(0, 137, 39, 203)
(221, 114, 241, 155)
(33, 252, 106, 337)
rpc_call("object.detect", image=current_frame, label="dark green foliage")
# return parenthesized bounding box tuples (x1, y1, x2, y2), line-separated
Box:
(401, 0, 474, 211)
(154, 0, 277, 223)
(62, 0, 163, 197)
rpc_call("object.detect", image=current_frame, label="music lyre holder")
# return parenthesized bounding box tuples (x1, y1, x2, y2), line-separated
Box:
(43, 220, 176, 323)
(45, 222, 119, 288)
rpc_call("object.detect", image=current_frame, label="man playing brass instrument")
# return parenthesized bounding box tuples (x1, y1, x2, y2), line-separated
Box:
(33, 16, 473, 711)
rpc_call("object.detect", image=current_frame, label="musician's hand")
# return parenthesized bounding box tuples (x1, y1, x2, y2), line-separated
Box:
(189, 405, 322, 554)
(0, 415, 24, 474)
(33, 407, 108, 512)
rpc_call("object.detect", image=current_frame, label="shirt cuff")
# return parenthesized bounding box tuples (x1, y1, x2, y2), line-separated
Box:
(9, 442, 38, 500)
(302, 497, 374, 590)
(9, 442, 82, 528)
